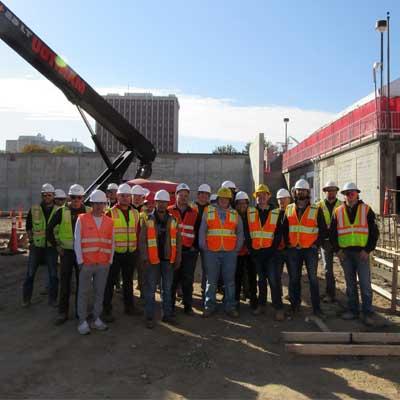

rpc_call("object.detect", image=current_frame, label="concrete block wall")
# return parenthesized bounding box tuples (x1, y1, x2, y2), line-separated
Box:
(0, 153, 252, 210)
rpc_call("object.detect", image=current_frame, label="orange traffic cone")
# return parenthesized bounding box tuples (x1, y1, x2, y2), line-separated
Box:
(17, 207, 23, 229)
(1, 216, 25, 256)
(383, 188, 390, 216)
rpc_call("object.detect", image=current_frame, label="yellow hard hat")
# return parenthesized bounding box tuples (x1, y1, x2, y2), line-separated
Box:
(217, 187, 233, 199)
(253, 184, 271, 198)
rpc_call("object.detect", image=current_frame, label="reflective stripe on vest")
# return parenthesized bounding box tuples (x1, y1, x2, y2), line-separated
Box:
(247, 206, 279, 249)
(206, 206, 238, 251)
(168, 206, 198, 248)
(31, 204, 57, 248)
(111, 207, 138, 253)
(80, 213, 114, 265)
(285, 203, 319, 248)
(146, 217, 177, 264)
(335, 203, 369, 248)
(318, 198, 342, 228)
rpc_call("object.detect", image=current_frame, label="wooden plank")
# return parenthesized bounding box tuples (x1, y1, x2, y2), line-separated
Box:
(391, 259, 399, 313)
(375, 246, 400, 257)
(352, 332, 400, 344)
(373, 256, 395, 269)
(371, 283, 400, 305)
(285, 344, 400, 356)
(282, 332, 351, 343)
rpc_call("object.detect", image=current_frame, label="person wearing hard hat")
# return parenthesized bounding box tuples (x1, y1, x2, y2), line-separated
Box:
(275, 188, 292, 299)
(54, 189, 67, 207)
(23, 183, 59, 308)
(142, 191, 156, 217)
(74, 190, 114, 335)
(139, 189, 182, 328)
(234, 191, 258, 312)
(47, 184, 90, 325)
(317, 181, 342, 303)
(247, 184, 285, 320)
(199, 187, 244, 318)
(221, 180, 237, 206)
(190, 183, 212, 299)
(282, 178, 328, 318)
(106, 183, 119, 208)
(131, 185, 146, 212)
(168, 183, 198, 316)
(101, 183, 141, 322)
(330, 182, 379, 326)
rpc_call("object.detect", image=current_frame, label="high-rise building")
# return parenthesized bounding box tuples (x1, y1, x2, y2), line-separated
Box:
(95, 93, 179, 154)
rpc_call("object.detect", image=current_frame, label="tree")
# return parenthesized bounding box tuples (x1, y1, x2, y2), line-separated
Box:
(212, 144, 239, 155)
(51, 145, 73, 154)
(21, 144, 49, 153)
(242, 139, 278, 155)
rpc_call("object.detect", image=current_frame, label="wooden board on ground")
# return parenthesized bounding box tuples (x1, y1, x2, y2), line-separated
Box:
(282, 332, 350, 343)
(352, 332, 400, 344)
(286, 343, 400, 356)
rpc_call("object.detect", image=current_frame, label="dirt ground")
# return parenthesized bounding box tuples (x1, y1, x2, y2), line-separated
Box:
(0, 217, 400, 399)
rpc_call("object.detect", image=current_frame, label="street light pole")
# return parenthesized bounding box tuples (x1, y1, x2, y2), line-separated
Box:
(387, 12, 391, 131)
(283, 117, 289, 152)
(373, 62, 382, 131)
(376, 19, 388, 128)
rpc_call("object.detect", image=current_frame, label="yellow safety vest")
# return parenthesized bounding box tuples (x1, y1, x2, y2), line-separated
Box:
(111, 206, 139, 253)
(317, 198, 342, 228)
(31, 204, 57, 248)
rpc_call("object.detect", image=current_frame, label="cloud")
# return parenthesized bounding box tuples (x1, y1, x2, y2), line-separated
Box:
(0, 77, 336, 150)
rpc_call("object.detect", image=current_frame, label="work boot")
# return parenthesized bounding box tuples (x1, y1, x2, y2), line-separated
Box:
(90, 318, 108, 331)
(341, 311, 358, 320)
(146, 318, 155, 329)
(274, 309, 285, 321)
(252, 305, 266, 316)
(184, 306, 195, 316)
(226, 309, 239, 318)
(21, 299, 31, 308)
(54, 314, 68, 326)
(322, 295, 335, 304)
(39, 288, 48, 296)
(363, 312, 376, 327)
(78, 320, 91, 335)
(102, 310, 115, 323)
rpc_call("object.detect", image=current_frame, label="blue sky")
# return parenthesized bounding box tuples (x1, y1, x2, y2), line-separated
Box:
(1, 0, 399, 152)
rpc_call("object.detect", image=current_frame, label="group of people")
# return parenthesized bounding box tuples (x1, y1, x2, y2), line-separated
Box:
(22, 177, 379, 335)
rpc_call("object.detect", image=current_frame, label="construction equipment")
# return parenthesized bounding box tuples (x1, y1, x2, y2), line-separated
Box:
(0, 1, 156, 199)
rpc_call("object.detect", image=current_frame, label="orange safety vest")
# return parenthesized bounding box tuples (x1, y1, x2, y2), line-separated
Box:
(206, 206, 238, 252)
(79, 213, 114, 265)
(168, 205, 198, 248)
(247, 206, 280, 249)
(146, 216, 177, 265)
(285, 203, 319, 248)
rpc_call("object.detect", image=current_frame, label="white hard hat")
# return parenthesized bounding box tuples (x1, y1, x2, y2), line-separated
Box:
(117, 183, 131, 195)
(323, 180, 339, 192)
(294, 179, 310, 191)
(89, 189, 107, 203)
(276, 188, 291, 199)
(221, 180, 236, 189)
(41, 183, 55, 193)
(143, 188, 150, 196)
(107, 183, 119, 191)
(155, 189, 170, 202)
(340, 182, 360, 194)
(176, 183, 190, 193)
(198, 183, 211, 194)
(210, 194, 218, 202)
(131, 184, 146, 196)
(235, 191, 249, 201)
(54, 189, 67, 199)
(68, 184, 85, 196)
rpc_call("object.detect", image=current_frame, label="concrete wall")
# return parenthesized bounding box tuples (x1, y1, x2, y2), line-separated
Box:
(0, 153, 252, 210)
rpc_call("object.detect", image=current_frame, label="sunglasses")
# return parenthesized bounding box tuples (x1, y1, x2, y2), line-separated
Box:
(70, 195, 83, 200)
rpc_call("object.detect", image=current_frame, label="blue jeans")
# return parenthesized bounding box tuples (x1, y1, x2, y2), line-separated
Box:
(321, 240, 336, 298)
(204, 250, 237, 312)
(275, 249, 288, 298)
(286, 247, 321, 312)
(252, 248, 283, 309)
(144, 260, 174, 319)
(23, 245, 58, 302)
(341, 250, 373, 315)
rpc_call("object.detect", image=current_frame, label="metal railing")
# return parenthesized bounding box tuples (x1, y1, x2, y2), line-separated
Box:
(283, 110, 400, 170)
